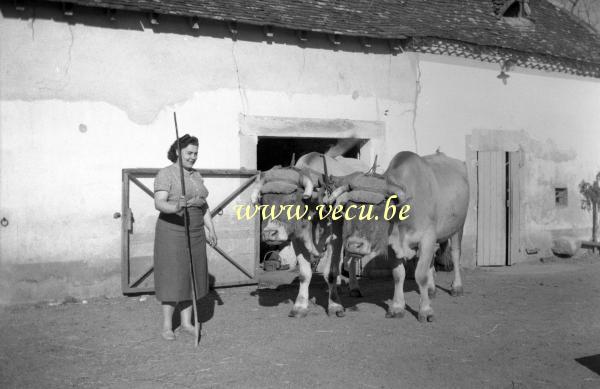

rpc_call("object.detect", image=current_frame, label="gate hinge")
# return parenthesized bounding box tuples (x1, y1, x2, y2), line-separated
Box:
(127, 208, 134, 233)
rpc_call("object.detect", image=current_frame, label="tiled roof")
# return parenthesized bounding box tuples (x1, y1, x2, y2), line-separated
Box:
(40, 0, 600, 65)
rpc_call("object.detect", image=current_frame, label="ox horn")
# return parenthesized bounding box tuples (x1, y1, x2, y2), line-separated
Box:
(325, 184, 349, 205)
(300, 174, 314, 200)
(250, 174, 264, 205)
(334, 192, 351, 207)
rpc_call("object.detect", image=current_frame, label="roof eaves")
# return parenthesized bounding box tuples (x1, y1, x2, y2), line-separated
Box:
(27, 0, 600, 75)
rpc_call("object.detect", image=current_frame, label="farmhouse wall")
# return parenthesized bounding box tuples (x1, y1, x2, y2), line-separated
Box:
(416, 55, 600, 266)
(2, 3, 599, 302)
(0, 5, 416, 303)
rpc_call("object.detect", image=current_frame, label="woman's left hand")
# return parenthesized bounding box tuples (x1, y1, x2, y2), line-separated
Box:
(207, 230, 218, 247)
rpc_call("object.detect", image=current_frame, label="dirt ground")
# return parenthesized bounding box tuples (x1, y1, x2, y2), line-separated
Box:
(2, 252, 600, 389)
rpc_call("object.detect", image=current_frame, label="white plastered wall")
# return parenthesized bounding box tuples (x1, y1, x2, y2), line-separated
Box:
(415, 54, 600, 266)
(0, 5, 416, 303)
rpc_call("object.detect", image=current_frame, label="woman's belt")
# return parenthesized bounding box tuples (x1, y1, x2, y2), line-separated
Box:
(158, 207, 204, 227)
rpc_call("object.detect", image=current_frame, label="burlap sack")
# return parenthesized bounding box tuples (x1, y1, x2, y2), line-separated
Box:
(261, 181, 298, 194)
(264, 168, 302, 186)
(348, 190, 386, 204)
(350, 175, 387, 194)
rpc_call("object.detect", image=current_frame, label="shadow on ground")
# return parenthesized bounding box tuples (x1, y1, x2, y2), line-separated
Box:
(576, 354, 600, 376)
(249, 268, 463, 320)
(171, 274, 224, 329)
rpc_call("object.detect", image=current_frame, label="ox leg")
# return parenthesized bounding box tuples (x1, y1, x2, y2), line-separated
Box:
(415, 235, 436, 323)
(348, 257, 363, 298)
(427, 265, 436, 299)
(324, 241, 345, 318)
(386, 261, 406, 318)
(450, 230, 464, 297)
(289, 254, 312, 318)
(325, 266, 345, 318)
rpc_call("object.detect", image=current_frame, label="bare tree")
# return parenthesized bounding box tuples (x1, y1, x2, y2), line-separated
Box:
(580, 172, 600, 244)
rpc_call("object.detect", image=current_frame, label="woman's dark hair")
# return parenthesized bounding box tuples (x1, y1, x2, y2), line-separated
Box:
(167, 134, 199, 162)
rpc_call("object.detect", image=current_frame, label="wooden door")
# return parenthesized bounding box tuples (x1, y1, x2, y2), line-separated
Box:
(507, 151, 521, 265)
(477, 151, 507, 266)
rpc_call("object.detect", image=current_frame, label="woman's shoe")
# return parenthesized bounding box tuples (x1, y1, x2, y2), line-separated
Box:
(161, 329, 176, 341)
(178, 325, 206, 337)
(178, 325, 197, 337)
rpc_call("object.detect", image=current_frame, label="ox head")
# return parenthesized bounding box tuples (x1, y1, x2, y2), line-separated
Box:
(250, 167, 321, 257)
(327, 173, 390, 261)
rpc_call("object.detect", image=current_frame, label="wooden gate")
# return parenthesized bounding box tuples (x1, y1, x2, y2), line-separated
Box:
(120, 168, 259, 294)
(476, 151, 521, 266)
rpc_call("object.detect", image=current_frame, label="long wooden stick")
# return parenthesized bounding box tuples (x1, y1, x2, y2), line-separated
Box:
(173, 112, 201, 347)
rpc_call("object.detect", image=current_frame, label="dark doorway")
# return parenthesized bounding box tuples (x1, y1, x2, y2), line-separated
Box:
(256, 136, 365, 267)
(257, 137, 362, 171)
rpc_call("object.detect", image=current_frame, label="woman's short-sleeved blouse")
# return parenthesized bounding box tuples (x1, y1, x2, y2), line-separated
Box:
(154, 164, 209, 203)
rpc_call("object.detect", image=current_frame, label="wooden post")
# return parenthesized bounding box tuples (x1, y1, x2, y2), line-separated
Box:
(593, 202, 597, 243)
(593, 175, 599, 253)
(591, 203, 598, 253)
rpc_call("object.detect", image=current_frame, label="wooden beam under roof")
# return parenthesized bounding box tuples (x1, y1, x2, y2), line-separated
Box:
(106, 8, 117, 22)
(149, 12, 159, 25)
(328, 33, 341, 46)
(263, 25, 274, 43)
(189, 16, 200, 30)
(296, 30, 308, 43)
(227, 20, 238, 40)
(62, 2, 74, 16)
(14, 0, 26, 11)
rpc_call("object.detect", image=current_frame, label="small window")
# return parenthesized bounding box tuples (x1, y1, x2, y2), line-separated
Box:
(503, 2, 521, 17)
(494, 0, 531, 19)
(555, 187, 568, 207)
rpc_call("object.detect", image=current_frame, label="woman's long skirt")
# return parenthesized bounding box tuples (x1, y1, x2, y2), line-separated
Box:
(153, 208, 209, 302)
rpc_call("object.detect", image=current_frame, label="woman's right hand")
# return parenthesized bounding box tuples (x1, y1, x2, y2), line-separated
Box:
(186, 195, 206, 208)
(174, 195, 205, 214)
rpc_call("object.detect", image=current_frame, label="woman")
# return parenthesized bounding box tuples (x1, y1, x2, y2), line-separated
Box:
(153, 134, 218, 341)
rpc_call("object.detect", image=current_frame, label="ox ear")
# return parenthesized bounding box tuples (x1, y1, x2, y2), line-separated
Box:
(396, 188, 407, 203)
(250, 186, 261, 205)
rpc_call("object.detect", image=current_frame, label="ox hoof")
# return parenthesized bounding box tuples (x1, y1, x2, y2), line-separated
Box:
(349, 289, 363, 298)
(385, 310, 405, 319)
(289, 308, 308, 318)
(418, 310, 435, 323)
(451, 286, 464, 297)
(428, 288, 437, 299)
(327, 305, 345, 318)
